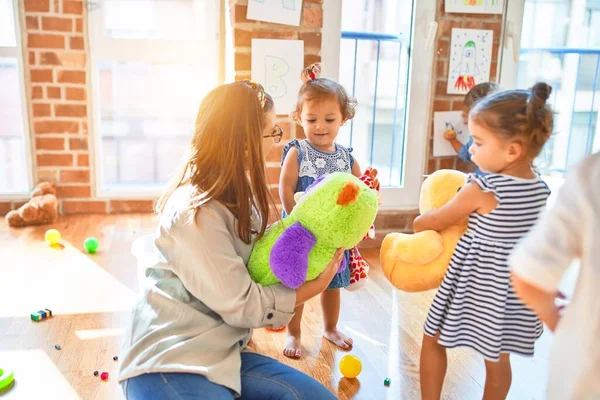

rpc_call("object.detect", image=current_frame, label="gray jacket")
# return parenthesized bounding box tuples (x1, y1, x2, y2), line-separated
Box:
(118, 186, 296, 395)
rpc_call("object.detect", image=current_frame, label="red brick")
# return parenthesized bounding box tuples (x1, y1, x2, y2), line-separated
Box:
(269, 187, 281, 204)
(435, 80, 448, 95)
(296, 125, 306, 139)
(0, 202, 13, 216)
(34, 120, 79, 134)
(465, 20, 484, 30)
(47, 86, 61, 99)
(490, 61, 498, 81)
(234, 72, 251, 82)
(63, 200, 107, 214)
(266, 143, 284, 162)
(81, 121, 88, 135)
(234, 5, 248, 23)
(436, 38, 449, 58)
(438, 19, 462, 37)
(76, 154, 89, 166)
(427, 158, 437, 174)
(33, 103, 52, 117)
(266, 166, 282, 185)
(36, 137, 65, 151)
(436, 60, 446, 79)
(60, 169, 89, 183)
(304, 54, 321, 67)
(29, 51, 36, 65)
(30, 69, 53, 83)
(483, 22, 502, 40)
(63, 0, 83, 14)
(234, 29, 252, 48)
(57, 70, 85, 84)
(299, 32, 321, 51)
(32, 86, 43, 99)
(302, 7, 323, 27)
(28, 34, 65, 49)
(66, 87, 85, 100)
(37, 153, 73, 167)
(38, 168, 59, 182)
(75, 18, 83, 33)
(54, 104, 86, 117)
(24, 0, 49, 12)
(279, 122, 292, 140)
(69, 36, 84, 50)
(26, 16, 39, 29)
(235, 53, 251, 71)
(110, 200, 155, 213)
(68, 137, 87, 150)
(433, 100, 450, 112)
(439, 158, 456, 170)
(452, 100, 465, 111)
(42, 17, 72, 32)
(57, 185, 91, 198)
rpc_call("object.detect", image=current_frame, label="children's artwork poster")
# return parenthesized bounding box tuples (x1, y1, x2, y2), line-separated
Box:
(445, 0, 503, 14)
(247, 0, 303, 26)
(433, 111, 470, 157)
(447, 28, 493, 95)
(251, 39, 304, 113)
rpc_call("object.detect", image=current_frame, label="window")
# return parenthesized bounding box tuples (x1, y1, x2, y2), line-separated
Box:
(328, 0, 436, 209)
(88, 0, 221, 195)
(0, 0, 31, 195)
(501, 0, 600, 175)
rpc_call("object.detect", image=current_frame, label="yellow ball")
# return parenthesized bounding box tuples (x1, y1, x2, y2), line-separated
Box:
(339, 355, 362, 379)
(45, 229, 61, 245)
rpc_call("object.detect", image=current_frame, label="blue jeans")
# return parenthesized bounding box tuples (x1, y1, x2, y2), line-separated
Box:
(121, 352, 335, 399)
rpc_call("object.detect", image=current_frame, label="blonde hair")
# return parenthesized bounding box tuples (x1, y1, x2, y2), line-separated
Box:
(470, 82, 554, 158)
(156, 82, 272, 244)
(290, 63, 357, 124)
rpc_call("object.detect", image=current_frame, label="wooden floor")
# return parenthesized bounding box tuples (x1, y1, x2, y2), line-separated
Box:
(0, 214, 554, 399)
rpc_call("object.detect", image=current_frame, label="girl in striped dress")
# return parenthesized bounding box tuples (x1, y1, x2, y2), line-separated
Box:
(414, 83, 555, 400)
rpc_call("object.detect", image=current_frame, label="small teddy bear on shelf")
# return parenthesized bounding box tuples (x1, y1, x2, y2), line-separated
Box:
(6, 181, 59, 228)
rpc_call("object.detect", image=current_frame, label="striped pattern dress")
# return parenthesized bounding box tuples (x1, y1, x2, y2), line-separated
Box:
(423, 173, 551, 361)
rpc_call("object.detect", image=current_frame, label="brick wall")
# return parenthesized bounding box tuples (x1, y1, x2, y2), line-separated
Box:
(2, 0, 505, 232)
(229, 0, 323, 222)
(427, 1, 504, 174)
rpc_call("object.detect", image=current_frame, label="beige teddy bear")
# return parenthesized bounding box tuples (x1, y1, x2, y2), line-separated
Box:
(380, 169, 468, 292)
(6, 181, 59, 227)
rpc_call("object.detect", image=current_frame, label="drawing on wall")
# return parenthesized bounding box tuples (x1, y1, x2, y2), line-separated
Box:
(445, 0, 503, 14)
(247, 0, 303, 26)
(433, 111, 470, 157)
(447, 28, 493, 95)
(251, 39, 304, 113)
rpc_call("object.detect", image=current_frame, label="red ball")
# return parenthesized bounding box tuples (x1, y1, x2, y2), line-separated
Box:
(100, 372, 109, 380)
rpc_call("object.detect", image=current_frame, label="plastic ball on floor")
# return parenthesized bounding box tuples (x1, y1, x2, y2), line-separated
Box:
(0, 367, 15, 392)
(339, 355, 362, 379)
(45, 229, 61, 245)
(83, 237, 99, 254)
(100, 372, 109, 380)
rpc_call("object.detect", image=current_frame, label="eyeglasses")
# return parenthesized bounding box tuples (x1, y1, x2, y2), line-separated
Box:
(263, 125, 283, 144)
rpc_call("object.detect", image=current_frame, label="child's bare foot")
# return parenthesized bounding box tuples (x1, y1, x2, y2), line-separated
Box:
(324, 328, 353, 350)
(283, 333, 302, 359)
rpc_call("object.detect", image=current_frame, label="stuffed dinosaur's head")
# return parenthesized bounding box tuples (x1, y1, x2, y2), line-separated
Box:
(291, 172, 378, 249)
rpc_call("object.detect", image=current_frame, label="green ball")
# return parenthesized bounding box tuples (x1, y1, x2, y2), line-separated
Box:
(83, 237, 99, 253)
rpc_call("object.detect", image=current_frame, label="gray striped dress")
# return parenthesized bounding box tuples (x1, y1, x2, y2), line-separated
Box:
(423, 173, 551, 361)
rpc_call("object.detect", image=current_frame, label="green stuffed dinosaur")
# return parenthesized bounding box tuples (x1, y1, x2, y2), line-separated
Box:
(248, 172, 379, 289)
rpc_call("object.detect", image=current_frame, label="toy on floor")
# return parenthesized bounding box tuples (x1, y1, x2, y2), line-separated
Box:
(248, 172, 378, 289)
(30, 308, 53, 322)
(0, 367, 14, 392)
(5, 181, 58, 228)
(100, 372, 109, 381)
(45, 229, 61, 245)
(54, 344, 61, 350)
(94, 371, 99, 377)
(380, 169, 468, 292)
(113, 356, 119, 361)
(84, 237, 99, 253)
(384, 377, 391, 386)
(265, 326, 286, 332)
(339, 355, 362, 379)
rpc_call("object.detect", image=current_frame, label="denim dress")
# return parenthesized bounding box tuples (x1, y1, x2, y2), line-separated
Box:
(281, 139, 354, 289)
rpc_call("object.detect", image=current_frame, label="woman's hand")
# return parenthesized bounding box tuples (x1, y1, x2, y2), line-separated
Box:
(295, 249, 344, 306)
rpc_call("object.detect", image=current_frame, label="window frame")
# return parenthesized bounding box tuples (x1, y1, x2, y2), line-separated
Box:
(87, 0, 224, 199)
(0, 0, 33, 199)
(323, 0, 439, 210)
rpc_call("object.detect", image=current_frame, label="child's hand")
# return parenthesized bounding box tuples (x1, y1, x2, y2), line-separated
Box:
(444, 129, 457, 141)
